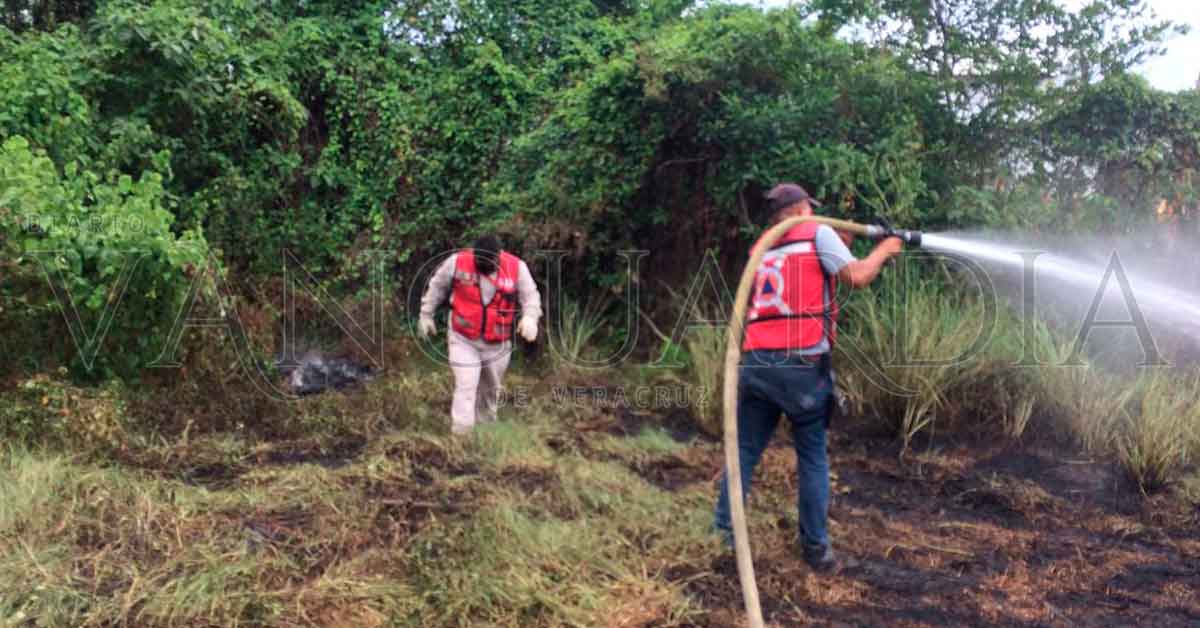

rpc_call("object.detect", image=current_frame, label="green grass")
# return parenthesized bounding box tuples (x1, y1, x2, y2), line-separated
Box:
(618, 426, 690, 457)
(469, 418, 557, 468)
(0, 364, 724, 627)
(403, 457, 701, 626)
(0, 442, 432, 626)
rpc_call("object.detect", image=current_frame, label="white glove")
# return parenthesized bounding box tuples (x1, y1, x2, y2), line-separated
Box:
(517, 316, 538, 343)
(418, 316, 437, 339)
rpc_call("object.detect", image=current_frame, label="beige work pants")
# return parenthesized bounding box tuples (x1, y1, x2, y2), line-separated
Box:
(447, 328, 513, 434)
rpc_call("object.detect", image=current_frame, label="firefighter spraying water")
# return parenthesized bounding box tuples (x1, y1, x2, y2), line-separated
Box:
(719, 184, 922, 627)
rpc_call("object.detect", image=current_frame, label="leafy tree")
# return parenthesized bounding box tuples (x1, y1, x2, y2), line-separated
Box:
(2, 0, 1198, 383)
(1036, 74, 1199, 230)
(813, 0, 1184, 181)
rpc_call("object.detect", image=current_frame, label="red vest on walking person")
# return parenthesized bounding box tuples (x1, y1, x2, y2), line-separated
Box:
(742, 222, 838, 352)
(450, 249, 521, 343)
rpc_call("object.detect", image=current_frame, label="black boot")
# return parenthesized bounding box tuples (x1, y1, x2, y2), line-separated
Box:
(801, 542, 836, 572)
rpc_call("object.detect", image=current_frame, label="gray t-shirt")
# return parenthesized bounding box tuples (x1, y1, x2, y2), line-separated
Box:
(804, 225, 857, 355)
(814, 225, 856, 276)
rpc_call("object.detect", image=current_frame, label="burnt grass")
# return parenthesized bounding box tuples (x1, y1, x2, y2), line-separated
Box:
(535, 392, 1200, 625)
(660, 423, 1200, 627)
(109, 393, 1199, 626)
(519, 395, 1198, 625)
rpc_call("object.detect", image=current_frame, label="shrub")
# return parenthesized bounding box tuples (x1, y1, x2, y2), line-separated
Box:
(0, 372, 130, 453)
(0, 136, 208, 379)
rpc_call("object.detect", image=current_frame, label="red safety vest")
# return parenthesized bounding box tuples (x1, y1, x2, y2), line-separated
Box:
(451, 249, 521, 343)
(742, 222, 838, 352)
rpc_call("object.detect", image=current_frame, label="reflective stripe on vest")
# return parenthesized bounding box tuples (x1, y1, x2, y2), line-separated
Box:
(742, 222, 838, 352)
(450, 250, 521, 343)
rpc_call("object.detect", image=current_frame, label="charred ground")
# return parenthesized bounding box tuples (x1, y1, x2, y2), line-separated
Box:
(1, 365, 1197, 627)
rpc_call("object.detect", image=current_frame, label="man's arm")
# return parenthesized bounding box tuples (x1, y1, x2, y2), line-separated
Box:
(513, 259, 542, 342)
(837, 238, 902, 288)
(515, 260, 541, 322)
(419, 254, 458, 320)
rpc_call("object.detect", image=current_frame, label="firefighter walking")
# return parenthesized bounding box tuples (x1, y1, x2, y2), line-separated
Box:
(419, 235, 542, 434)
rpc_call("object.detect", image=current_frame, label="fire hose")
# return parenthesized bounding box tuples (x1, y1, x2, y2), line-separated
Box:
(722, 216, 921, 627)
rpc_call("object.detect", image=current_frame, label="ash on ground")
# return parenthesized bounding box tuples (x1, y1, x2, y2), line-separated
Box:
(279, 351, 374, 396)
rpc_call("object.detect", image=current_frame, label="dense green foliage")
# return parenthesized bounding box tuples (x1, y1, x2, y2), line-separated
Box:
(1, 0, 1197, 375)
(1, 136, 204, 378)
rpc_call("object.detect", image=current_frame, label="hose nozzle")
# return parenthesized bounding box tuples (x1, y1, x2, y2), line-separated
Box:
(864, 221, 922, 247)
(890, 229, 922, 247)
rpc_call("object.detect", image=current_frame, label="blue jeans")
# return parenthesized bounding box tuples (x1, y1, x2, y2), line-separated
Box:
(713, 350, 833, 549)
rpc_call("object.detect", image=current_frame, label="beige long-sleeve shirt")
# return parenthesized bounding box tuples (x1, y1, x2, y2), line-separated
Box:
(420, 252, 542, 324)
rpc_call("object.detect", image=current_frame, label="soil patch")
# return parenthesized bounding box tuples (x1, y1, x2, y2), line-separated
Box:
(665, 559, 795, 627)
(178, 461, 244, 489)
(382, 441, 481, 478)
(495, 465, 558, 493)
(614, 407, 707, 442)
(148, 438, 369, 489)
(565, 390, 708, 443)
(630, 454, 717, 492)
(254, 437, 366, 469)
(352, 471, 481, 538)
(972, 448, 1126, 507)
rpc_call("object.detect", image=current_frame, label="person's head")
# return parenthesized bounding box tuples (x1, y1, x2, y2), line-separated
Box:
(472, 234, 502, 275)
(765, 183, 823, 224)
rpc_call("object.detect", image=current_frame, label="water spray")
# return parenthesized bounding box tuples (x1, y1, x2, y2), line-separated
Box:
(920, 233, 1200, 344)
(722, 215, 921, 628)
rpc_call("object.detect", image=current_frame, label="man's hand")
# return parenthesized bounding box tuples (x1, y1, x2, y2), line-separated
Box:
(517, 316, 538, 342)
(418, 316, 437, 338)
(877, 236, 903, 258)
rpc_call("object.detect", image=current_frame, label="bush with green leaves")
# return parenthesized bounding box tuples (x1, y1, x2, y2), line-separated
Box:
(1, 136, 207, 379)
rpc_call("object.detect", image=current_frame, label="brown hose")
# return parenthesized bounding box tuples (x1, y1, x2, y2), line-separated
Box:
(723, 216, 876, 627)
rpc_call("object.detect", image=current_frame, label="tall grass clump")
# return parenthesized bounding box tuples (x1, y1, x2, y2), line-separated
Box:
(681, 307, 726, 437)
(642, 291, 725, 436)
(686, 330, 725, 436)
(836, 276, 1026, 448)
(548, 296, 610, 372)
(1021, 323, 1126, 451)
(963, 318, 1198, 492)
(1113, 371, 1200, 492)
